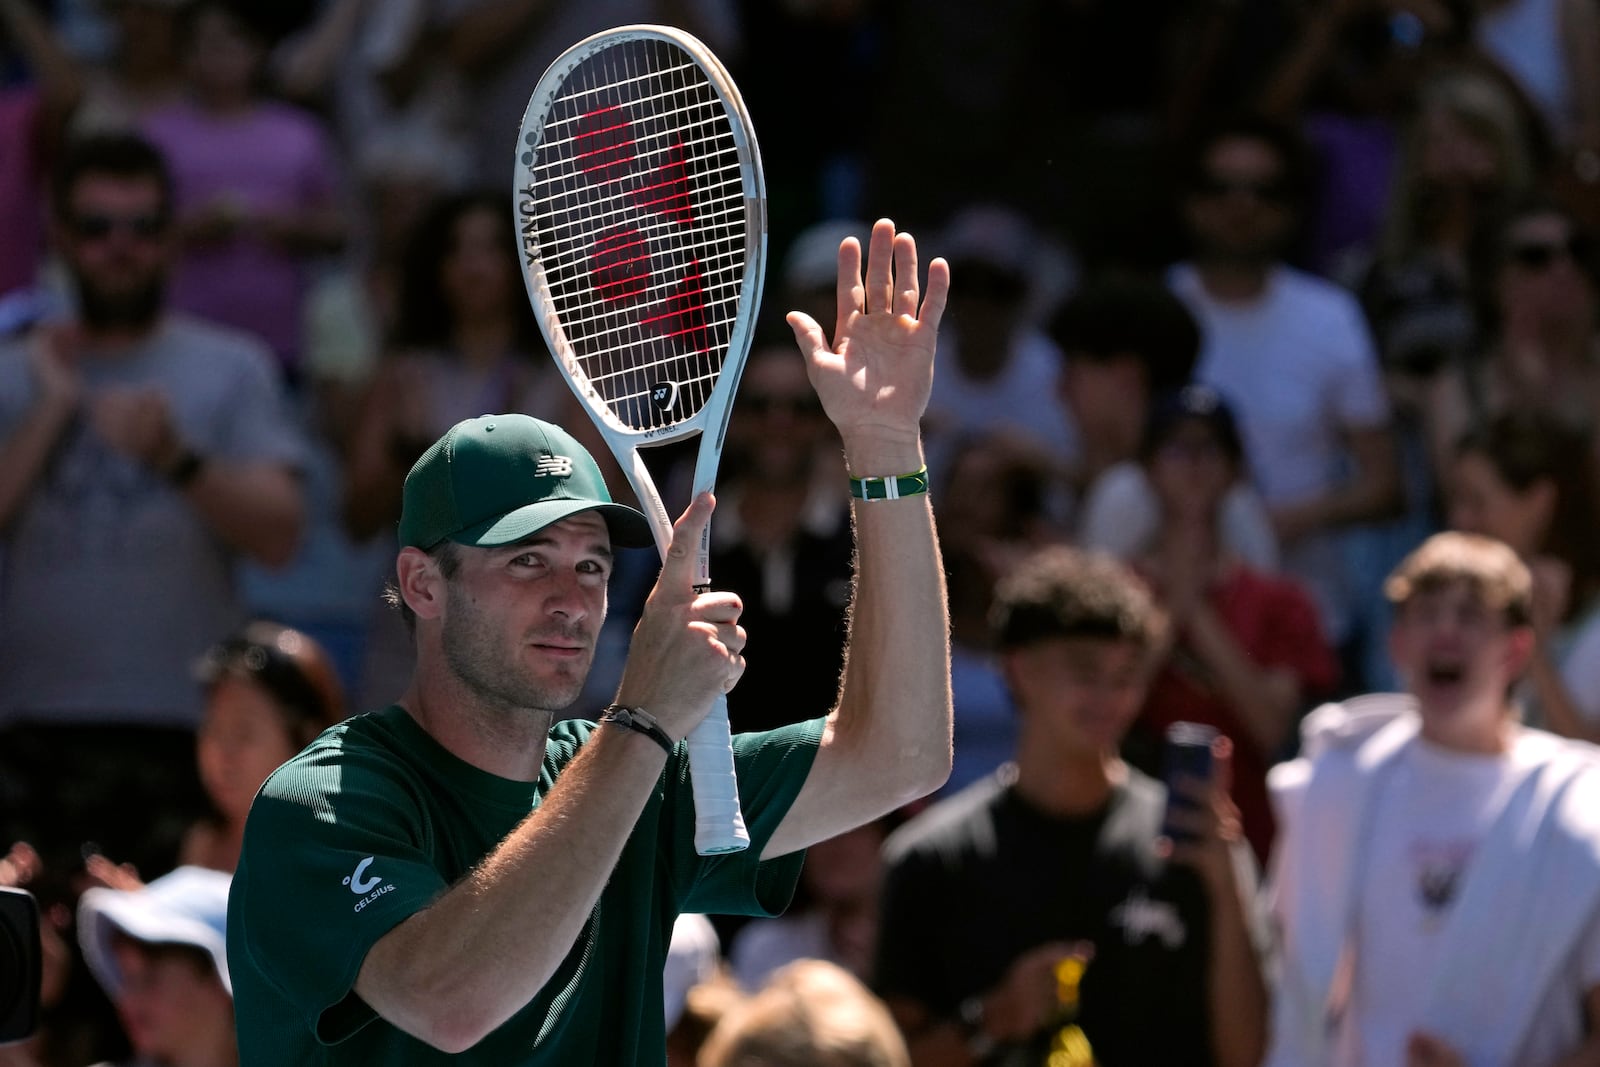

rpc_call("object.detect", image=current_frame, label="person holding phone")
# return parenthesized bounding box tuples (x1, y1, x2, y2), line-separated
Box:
(1130, 386, 1339, 865)
(873, 546, 1268, 1067)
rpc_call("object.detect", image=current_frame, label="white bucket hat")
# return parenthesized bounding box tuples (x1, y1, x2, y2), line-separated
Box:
(78, 866, 233, 998)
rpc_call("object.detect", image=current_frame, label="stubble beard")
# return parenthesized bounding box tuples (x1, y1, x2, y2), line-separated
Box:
(440, 594, 590, 717)
(75, 271, 166, 332)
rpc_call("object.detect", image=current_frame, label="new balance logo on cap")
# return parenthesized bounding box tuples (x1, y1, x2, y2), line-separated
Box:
(397, 414, 653, 550)
(535, 455, 573, 478)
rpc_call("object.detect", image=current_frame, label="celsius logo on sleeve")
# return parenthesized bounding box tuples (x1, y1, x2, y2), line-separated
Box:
(343, 856, 395, 912)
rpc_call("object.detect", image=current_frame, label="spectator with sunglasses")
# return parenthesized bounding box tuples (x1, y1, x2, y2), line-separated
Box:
(1169, 115, 1403, 667)
(0, 132, 307, 885)
(1421, 200, 1600, 477)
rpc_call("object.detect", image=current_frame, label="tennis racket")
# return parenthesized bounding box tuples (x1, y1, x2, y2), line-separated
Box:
(513, 24, 765, 855)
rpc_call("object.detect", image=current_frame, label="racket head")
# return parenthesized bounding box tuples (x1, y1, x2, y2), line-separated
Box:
(513, 24, 766, 456)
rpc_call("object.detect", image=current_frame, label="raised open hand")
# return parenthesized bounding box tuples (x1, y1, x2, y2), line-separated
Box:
(785, 218, 949, 471)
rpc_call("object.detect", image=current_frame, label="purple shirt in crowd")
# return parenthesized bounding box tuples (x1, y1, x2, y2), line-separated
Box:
(143, 100, 340, 373)
(0, 88, 46, 299)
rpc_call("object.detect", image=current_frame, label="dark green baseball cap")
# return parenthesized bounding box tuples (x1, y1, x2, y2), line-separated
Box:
(399, 414, 653, 550)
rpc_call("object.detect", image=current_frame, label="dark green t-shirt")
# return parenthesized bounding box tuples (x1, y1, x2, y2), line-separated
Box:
(228, 705, 824, 1064)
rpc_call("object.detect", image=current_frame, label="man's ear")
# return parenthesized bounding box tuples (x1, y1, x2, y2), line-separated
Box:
(396, 547, 448, 622)
(997, 648, 1028, 718)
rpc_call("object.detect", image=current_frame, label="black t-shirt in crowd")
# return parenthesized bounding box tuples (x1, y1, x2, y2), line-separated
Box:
(874, 765, 1219, 1066)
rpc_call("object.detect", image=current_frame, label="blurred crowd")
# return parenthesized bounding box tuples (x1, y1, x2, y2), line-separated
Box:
(3, 0, 1600, 1063)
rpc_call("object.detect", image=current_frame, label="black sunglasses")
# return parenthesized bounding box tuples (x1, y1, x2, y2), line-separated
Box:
(1194, 175, 1289, 203)
(68, 212, 168, 241)
(1508, 235, 1586, 271)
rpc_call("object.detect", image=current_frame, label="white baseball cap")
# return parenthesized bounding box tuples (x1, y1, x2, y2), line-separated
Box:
(783, 219, 871, 294)
(78, 866, 233, 998)
(664, 913, 720, 1031)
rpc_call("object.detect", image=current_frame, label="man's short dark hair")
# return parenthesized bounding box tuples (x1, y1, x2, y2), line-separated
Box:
(1048, 277, 1201, 394)
(990, 546, 1166, 656)
(51, 133, 174, 220)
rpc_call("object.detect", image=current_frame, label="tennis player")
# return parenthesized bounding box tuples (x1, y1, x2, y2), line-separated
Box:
(225, 219, 952, 1063)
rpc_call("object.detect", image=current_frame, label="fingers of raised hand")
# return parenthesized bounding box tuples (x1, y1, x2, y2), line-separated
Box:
(864, 218, 896, 315)
(835, 235, 864, 336)
(785, 310, 829, 364)
(921, 256, 950, 331)
(892, 230, 919, 319)
(828, 221, 948, 336)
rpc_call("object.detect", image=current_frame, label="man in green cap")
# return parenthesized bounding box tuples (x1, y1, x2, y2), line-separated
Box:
(225, 219, 954, 1063)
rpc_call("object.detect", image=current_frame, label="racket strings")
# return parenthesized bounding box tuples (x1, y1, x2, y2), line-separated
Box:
(529, 190, 745, 269)
(526, 36, 748, 433)
(533, 99, 737, 158)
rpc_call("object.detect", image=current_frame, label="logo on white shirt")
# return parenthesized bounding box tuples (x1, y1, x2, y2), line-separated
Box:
(1410, 838, 1475, 914)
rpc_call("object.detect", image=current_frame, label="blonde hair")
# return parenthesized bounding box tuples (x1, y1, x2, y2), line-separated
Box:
(697, 960, 909, 1067)
(1381, 68, 1534, 260)
(1383, 532, 1533, 626)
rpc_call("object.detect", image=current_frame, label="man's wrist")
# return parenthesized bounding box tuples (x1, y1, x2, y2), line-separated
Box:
(837, 429, 922, 478)
(598, 704, 675, 755)
(849, 465, 929, 501)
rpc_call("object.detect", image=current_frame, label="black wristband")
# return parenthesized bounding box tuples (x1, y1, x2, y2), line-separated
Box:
(599, 704, 674, 755)
(165, 448, 206, 488)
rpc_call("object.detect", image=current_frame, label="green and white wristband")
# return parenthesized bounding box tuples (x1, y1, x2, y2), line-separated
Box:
(848, 465, 929, 501)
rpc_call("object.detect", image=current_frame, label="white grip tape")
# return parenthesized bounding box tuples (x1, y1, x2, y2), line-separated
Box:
(685, 695, 749, 854)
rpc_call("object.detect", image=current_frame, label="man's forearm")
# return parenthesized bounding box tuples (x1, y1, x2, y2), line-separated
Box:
(1206, 850, 1269, 1067)
(837, 445, 952, 776)
(354, 727, 669, 1052)
(183, 460, 305, 566)
(1185, 603, 1299, 754)
(762, 441, 952, 859)
(1270, 480, 1396, 547)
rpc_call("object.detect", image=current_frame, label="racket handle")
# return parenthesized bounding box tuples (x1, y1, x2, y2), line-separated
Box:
(685, 694, 749, 855)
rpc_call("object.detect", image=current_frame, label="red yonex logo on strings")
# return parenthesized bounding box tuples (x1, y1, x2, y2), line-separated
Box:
(568, 104, 711, 356)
